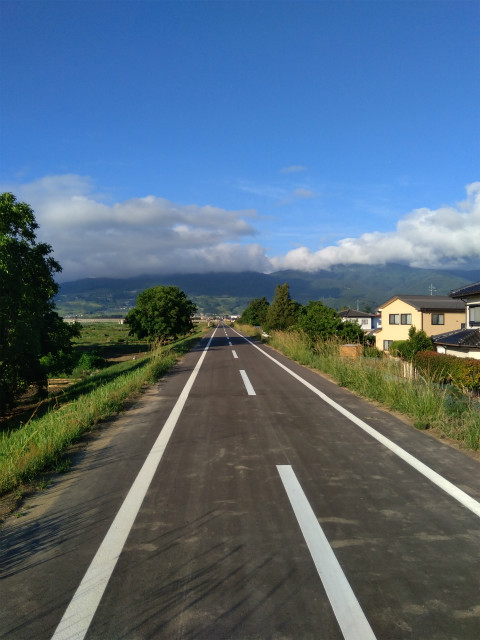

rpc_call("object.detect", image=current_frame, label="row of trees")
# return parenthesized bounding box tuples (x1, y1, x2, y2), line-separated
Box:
(238, 283, 369, 344)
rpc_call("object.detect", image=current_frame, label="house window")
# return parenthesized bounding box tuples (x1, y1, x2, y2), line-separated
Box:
(469, 305, 480, 326)
(389, 314, 399, 324)
(383, 340, 393, 350)
(401, 314, 412, 325)
(360, 318, 369, 325)
(431, 313, 444, 325)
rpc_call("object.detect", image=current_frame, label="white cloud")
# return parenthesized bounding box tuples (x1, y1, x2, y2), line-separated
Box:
(271, 182, 480, 271)
(3, 175, 479, 280)
(4, 174, 270, 280)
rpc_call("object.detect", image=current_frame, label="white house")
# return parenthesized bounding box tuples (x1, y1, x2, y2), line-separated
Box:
(431, 281, 480, 359)
(339, 308, 381, 331)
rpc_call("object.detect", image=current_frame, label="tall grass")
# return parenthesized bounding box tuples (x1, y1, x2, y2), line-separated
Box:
(0, 327, 207, 496)
(233, 322, 264, 339)
(268, 330, 480, 451)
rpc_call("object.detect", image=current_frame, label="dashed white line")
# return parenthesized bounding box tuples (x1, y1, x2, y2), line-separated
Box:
(231, 328, 480, 519)
(232, 350, 238, 359)
(239, 369, 256, 395)
(51, 329, 219, 640)
(277, 465, 377, 640)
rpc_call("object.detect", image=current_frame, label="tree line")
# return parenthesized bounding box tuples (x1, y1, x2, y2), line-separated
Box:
(238, 283, 371, 345)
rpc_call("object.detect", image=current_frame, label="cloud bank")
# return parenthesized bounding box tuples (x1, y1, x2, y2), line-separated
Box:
(8, 175, 271, 280)
(3, 175, 479, 280)
(272, 181, 480, 272)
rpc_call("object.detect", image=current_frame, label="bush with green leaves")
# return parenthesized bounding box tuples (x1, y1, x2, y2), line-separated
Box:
(390, 326, 433, 361)
(73, 351, 106, 376)
(296, 300, 365, 346)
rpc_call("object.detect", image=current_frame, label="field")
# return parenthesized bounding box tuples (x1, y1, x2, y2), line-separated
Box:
(0, 322, 208, 505)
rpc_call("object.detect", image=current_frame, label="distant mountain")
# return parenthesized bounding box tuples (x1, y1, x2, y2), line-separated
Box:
(56, 264, 479, 317)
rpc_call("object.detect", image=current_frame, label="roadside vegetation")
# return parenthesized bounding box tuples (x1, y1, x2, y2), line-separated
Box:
(0, 322, 207, 497)
(265, 329, 480, 452)
(236, 283, 479, 453)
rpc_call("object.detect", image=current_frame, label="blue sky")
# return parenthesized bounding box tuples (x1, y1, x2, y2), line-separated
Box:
(1, 0, 479, 281)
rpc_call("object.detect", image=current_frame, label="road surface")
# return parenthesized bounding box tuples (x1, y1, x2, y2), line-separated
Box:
(1, 324, 480, 639)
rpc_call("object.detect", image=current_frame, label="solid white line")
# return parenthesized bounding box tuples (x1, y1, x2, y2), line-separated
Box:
(277, 465, 377, 640)
(231, 328, 480, 519)
(51, 328, 218, 640)
(232, 350, 238, 359)
(239, 369, 256, 395)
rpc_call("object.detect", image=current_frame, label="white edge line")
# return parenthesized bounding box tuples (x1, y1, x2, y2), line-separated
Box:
(277, 465, 377, 640)
(239, 369, 256, 395)
(231, 328, 480, 519)
(51, 328, 218, 640)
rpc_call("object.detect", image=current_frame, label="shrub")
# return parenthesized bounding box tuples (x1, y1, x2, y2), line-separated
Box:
(414, 351, 480, 391)
(73, 350, 106, 375)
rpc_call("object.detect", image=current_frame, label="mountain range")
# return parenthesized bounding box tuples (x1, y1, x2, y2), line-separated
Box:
(55, 264, 480, 318)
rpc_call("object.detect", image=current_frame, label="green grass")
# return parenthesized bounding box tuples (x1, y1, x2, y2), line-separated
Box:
(0, 324, 208, 496)
(267, 330, 480, 451)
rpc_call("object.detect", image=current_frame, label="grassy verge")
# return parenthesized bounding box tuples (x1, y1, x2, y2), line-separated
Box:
(232, 322, 264, 339)
(267, 330, 480, 451)
(0, 325, 208, 497)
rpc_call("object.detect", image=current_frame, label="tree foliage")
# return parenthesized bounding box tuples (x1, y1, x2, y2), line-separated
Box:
(390, 326, 434, 361)
(125, 285, 197, 344)
(0, 193, 80, 413)
(296, 300, 365, 344)
(239, 296, 270, 326)
(264, 283, 299, 331)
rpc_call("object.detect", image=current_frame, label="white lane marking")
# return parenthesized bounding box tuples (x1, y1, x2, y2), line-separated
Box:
(228, 341, 232, 346)
(51, 328, 219, 640)
(240, 369, 256, 395)
(231, 328, 480, 519)
(277, 465, 377, 640)
(232, 350, 238, 359)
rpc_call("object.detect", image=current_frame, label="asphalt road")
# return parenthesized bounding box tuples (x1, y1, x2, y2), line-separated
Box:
(1, 324, 480, 640)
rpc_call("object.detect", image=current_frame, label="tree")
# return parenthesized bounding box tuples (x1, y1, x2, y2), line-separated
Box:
(296, 300, 366, 345)
(239, 296, 270, 326)
(390, 326, 434, 361)
(0, 193, 79, 413)
(125, 285, 197, 344)
(296, 300, 340, 342)
(264, 283, 299, 331)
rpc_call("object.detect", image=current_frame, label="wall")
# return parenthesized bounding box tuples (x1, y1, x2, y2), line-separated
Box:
(375, 300, 422, 349)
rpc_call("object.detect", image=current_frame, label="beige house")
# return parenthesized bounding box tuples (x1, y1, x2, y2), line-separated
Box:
(375, 295, 465, 351)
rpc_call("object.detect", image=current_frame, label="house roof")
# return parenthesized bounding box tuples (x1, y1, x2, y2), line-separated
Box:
(339, 308, 375, 318)
(450, 281, 480, 298)
(431, 328, 480, 348)
(378, 295, 465, 312)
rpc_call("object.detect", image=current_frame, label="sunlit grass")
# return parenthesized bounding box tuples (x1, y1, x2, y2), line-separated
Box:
(268, 330, 480, 451)
(0, 325, 208, 496)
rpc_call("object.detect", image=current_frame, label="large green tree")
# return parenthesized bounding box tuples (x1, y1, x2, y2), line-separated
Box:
(125, 285, 197, 344)
(0, 193, 79, 413)
(239, 296, 270, 326)
(264, 283, 299, 331)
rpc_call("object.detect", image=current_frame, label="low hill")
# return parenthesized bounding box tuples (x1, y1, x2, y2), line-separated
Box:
(55, 264, 479, 318)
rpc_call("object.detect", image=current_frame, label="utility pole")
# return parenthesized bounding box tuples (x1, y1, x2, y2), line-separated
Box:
(428, 284, 437, 295)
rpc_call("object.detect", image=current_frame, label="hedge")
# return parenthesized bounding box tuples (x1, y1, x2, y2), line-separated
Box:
(413, 351, 480, 391)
